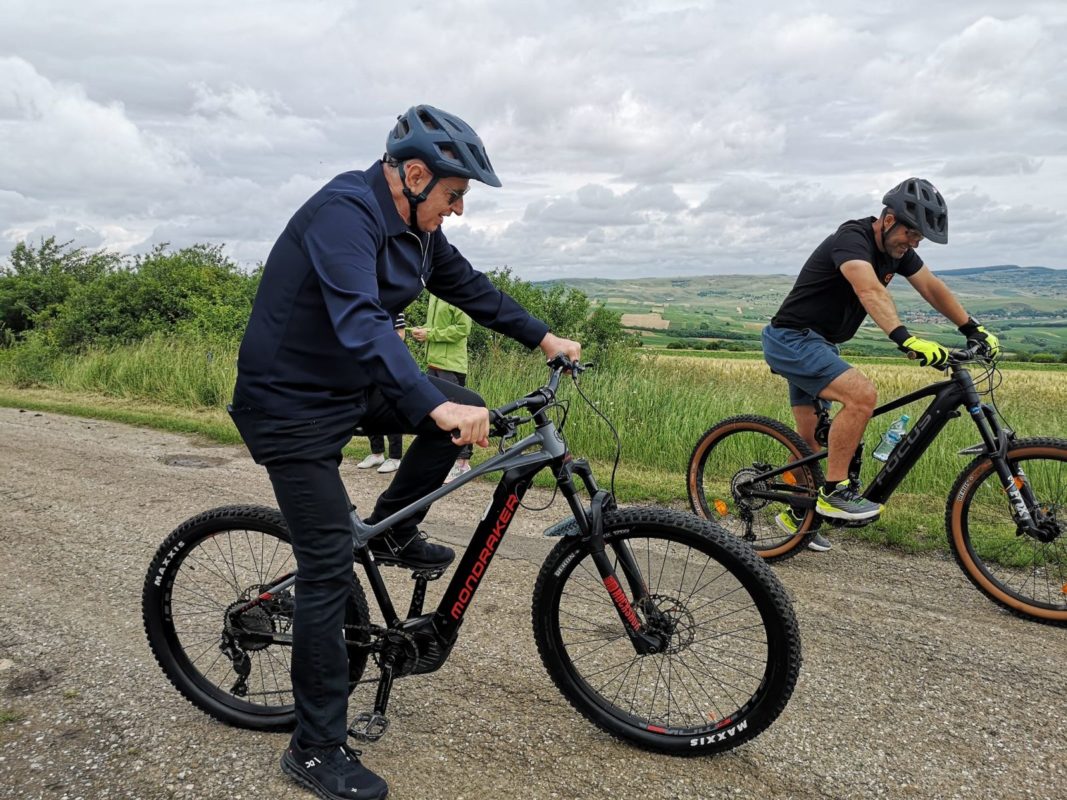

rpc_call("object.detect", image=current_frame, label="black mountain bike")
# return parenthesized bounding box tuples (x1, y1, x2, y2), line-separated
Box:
(143, 356, 801, 756)
(687, 348, 1067, 626)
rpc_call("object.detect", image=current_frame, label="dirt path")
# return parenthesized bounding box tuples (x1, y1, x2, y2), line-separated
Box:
(0, 407, 1064, 800)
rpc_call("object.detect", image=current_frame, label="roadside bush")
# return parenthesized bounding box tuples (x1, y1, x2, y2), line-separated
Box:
(2, 238, 629, 371)
(0, 238, 123, 337)
(47, 244, 256, 349)
(402, 267, 633, 363)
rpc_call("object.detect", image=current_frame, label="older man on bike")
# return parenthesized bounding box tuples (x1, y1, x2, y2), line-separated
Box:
(229, 104, 580, 800)
(761, 178, 1000, 552)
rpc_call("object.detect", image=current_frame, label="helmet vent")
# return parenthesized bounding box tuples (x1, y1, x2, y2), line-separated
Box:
(464, 142, 489, 171)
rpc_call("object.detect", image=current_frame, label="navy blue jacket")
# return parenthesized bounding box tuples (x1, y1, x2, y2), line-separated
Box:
(235, 161, 549, 422)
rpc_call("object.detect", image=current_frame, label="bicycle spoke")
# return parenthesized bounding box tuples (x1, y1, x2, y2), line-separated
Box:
(549, 529, 782, 736)
(954, 447, 1067, 617)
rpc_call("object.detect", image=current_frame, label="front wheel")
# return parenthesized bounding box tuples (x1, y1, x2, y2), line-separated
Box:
(532, 508, 801, 755)
(142, 505, 371, 729)
(688, 415, 823, 561)
(947, 438, 1067, 626)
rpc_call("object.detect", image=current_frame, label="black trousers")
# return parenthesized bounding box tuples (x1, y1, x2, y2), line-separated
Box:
(426, 367, 471, 460)
(367, 433, 403, 459)
(228, 376, 483, 748)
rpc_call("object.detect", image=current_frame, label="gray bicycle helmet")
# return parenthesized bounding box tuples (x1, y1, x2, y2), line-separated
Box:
(882, 177, 948, 244)
(386, 105, 501, 187)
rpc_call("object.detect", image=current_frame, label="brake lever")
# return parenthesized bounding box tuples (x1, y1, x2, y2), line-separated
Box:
(489, 411, 523, 440)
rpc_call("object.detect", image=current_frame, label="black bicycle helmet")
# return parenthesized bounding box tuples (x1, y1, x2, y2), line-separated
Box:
(386, 105, 501, 187)
(882, 177, 948, 244)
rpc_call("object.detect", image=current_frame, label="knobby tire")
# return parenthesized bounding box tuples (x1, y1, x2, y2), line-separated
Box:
(688, 415, 823, 561)
(142, 505, 371, 729)
(531, 507, 801, 755)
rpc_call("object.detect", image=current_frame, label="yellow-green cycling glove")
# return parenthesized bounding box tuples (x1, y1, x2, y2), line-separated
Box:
(958, 317, 1001, 360)
(889, 326, 949, 368)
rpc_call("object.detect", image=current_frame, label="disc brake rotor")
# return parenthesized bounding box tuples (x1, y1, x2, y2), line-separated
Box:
(644, 594, 696, 655)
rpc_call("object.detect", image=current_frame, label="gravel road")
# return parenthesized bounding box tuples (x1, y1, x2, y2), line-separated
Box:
(1, 406, 1064, 800)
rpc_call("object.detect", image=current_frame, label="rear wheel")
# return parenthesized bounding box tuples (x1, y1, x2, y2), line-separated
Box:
(947, 438, 1067, 626)
(688, 415, 823, 561)
(143, 505, 371, 729)
(532, 508, 801, 755)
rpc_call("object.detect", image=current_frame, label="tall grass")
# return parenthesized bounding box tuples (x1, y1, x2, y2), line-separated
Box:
(47, 334, 238, 409)
(4, 338, 1066, 551)
(13, 337, 1067, 475)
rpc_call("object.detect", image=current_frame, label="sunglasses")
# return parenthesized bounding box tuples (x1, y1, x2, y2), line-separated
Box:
(901, 224, 924, 244)
(443, 185, 470, 206)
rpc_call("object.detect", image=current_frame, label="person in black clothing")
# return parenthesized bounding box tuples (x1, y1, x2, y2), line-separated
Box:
(762, 178, 1000, 551)
(228, 104, 581, 800)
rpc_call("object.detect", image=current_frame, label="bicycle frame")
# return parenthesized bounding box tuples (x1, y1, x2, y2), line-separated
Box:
(230, 365, 663, 683)
(740, 357, 1037, 529)
(357, 418, 567, 639)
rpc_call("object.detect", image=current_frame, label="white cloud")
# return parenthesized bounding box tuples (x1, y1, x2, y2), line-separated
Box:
(0, 56, 196, 202)
(1, 2, 1066, 275)
(941, 154, 1044, 177)
(860, 16, 1058, 134)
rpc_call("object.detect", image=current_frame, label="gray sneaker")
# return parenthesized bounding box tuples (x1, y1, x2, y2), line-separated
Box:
(816, 482, 883, 521)
(776, 509, 831, 551)
(806, 532, 832, 552)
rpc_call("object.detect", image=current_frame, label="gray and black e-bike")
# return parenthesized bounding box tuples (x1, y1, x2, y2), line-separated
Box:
(144, 356, 801, 756)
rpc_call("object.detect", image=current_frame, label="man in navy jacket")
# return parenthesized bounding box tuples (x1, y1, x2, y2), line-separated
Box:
(230, 105, 580, 800)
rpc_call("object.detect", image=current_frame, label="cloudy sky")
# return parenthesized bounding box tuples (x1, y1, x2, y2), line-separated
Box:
(2, 1, 1066, 279)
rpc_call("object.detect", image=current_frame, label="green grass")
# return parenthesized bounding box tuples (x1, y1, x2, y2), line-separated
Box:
(3, 339, 1066, 556)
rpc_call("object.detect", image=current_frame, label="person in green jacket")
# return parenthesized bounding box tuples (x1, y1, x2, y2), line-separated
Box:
(412, 296, 473, 483)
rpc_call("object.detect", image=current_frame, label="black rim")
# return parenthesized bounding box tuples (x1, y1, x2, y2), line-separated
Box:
(551, 530, 777, 736)
(696, 429, 815, 552)
(160, 527, 300, 715)
(960, 453, 1067, 613)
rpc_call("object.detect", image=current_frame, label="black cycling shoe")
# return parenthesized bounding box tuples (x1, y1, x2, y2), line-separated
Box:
(281, 740, 388, 800)
(368, 529, 455, 570)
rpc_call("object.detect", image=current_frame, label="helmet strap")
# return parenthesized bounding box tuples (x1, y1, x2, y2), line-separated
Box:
(877, 213, 900, 254)
(398, 162, 439, 233)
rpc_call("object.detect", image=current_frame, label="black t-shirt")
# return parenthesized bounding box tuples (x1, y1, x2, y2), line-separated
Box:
(770, 217, 923, 343)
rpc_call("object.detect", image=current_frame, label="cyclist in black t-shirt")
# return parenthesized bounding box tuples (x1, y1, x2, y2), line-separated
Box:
(761, 178, 1001, 551)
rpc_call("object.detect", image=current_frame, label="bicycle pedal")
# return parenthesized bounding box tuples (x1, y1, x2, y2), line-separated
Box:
(412, 567, 445, 581)
(347, 712, 390, 742)
(842, 518, 875, 529)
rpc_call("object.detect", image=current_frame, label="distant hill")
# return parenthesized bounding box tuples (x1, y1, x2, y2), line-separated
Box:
(538, 265, 1067, 358)
(935, 264, 1060, 276)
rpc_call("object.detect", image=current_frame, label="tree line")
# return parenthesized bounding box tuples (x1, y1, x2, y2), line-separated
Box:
(0, 238, 633, 374)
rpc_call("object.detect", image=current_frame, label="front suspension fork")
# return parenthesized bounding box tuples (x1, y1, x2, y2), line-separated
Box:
(993, 459, 1059, 541)
(559, 461, 665, 655)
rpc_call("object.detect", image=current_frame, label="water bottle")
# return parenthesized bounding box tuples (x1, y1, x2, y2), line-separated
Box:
(872, 414, 910, 462)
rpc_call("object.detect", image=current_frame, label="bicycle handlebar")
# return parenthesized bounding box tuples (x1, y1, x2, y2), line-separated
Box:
(488, 354, 585, 437)
(906, 342, 988, 368)
(949, 342, 990, 366)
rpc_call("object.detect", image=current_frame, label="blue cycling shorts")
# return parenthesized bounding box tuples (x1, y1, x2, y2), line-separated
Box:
(761, 324, 851, 408)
